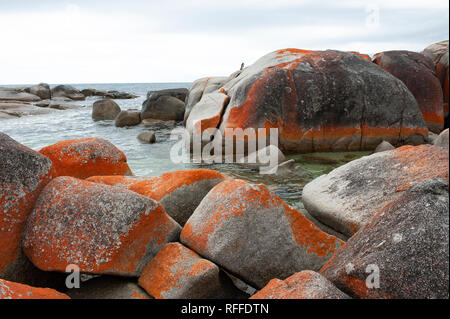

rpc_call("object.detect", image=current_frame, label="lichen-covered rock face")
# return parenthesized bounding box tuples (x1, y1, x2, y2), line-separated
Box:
(184, 49, 427, 153)
(373, 50, 444, 133)
(302, 144, 449, 237)
(39, 138, 132, 179)
(250, 270, 350, 299)
(67, 276, 151, 299)
(422, 41, 449, 127)
(128, 169, 229, 226)
(0, 132, 55, 281)
(85, 175, 144, 188)
(320, 179, 449, 299)
(0, 279, 70, 299)
(22, 176, 181, 276)
(180, 179, 344, 289)
(92, 99, 121, 121)
(138, 242, 246, 299)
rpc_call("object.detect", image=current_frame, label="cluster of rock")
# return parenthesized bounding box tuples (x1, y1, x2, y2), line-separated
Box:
(1, 127, 448, 299)
(0, 84, 137, 120)
(183, 42, 449, 155)
(91, 88, 188, 144)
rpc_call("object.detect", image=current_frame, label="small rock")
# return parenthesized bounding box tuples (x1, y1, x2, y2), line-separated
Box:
(433, 128, 449, 149)
(115, 110, 141, 127)
(374, 140, 395, 153)
(92, 99, 121, 120)
(137, 130, 156, 144)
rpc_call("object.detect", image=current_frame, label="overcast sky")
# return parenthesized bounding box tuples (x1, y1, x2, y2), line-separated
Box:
(0, 0, 448, 85)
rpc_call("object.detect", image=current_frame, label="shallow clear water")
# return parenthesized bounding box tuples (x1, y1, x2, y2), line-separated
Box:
(0, 83, 371, 210)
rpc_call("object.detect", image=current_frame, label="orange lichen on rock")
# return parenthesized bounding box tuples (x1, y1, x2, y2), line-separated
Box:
(22, 176, 181, 276)
(39, 137, 132, 179)
(216, 49, 428, 153)
(0, 279, 69, 299)
(0, 132, 55, 280)
(373, 50, 444, 133)
(180, 179, 343, 289)
(348, 51, 371, 61)
(138, 242, 222, 299)
(85, 175, 141, 188)
(250, 271, 350, 299)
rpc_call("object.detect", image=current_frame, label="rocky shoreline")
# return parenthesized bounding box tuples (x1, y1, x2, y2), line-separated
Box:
(0, 40, 449, 299)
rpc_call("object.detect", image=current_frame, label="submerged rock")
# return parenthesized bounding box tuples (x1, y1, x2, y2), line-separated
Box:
(22, 177, 181, 276)
(181, 179, 343, 289)
(115, 110, 141, 127)
(39, 137, 133, 179)
(320, 179, 449, 299)
(137, 130, 156, 144)
(373, 50, 444, 133)
(251, 271, 350, 299)
(138, 242, 246, 299)
(302, 144, 449, 237)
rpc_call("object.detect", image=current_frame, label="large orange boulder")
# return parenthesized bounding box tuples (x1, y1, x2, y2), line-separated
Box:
(39, 138, 132, 179)
(0, 132, 55, 282)
(250, 271, 350, 299)
(302, 144, 449, 237)
(185, 49, 428, 154)
(320, 179, 449, 299)
(22, 176, 181, 276)
(422, 41, 449, 126)
(0, 279, 69, 299)
(373, 50, 444, 133)
(128, 169, 229, 225)
(180, 179, 343, 289)
(138, 242, 246, 299)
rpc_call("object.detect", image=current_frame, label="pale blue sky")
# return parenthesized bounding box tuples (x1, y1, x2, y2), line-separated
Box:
(0, 0, 448, 84)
